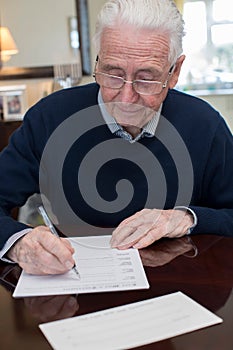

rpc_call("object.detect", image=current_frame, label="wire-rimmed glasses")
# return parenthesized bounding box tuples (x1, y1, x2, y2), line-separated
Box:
(93, 66, 174, 96)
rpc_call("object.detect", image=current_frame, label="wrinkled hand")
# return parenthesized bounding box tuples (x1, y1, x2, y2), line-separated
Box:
(7, 226, 76, 275)
(24, 295, 79, 322)
(110, 208, 193, 249)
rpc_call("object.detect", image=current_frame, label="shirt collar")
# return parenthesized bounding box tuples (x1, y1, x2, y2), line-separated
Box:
(97, 90, 162, 140)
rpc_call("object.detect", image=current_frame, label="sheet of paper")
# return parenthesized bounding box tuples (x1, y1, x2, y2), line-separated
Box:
(39, 292, 222, 350)
(13, 235, 149, 297)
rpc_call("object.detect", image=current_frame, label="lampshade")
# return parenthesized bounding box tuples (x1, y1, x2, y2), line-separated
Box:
(0, 26, 19, 62)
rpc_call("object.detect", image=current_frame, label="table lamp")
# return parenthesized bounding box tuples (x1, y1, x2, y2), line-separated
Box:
(0, 26, 18, 66)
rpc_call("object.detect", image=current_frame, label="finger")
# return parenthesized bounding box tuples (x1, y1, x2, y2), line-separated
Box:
(14, 228, 75, 274)
(132, 213, 188, 249)
(116, 211, 142, 228)
(133, 229, 164, 249)
(111, 209, 162, 248)
(110, 224, 135, 247)
(111, 223, 151, 249)
(61, 238, 75, 254)
(39, 234, 75, 270)
(20, 246, 72, 275)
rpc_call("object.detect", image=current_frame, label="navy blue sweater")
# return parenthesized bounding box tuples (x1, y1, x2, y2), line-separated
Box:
(0, 83, 232, 248)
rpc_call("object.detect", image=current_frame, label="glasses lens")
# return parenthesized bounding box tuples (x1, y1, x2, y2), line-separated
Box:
(134, 81, 162, 95)
(95, 73, 123, 89)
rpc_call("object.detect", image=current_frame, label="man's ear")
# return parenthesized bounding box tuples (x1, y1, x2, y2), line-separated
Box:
(168, 55, 185, 89)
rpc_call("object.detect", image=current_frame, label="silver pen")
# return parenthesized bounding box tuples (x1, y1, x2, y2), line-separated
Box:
(38, 205, 81, 279)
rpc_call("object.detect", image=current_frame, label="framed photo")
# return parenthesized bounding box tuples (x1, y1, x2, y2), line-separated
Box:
(0, 85, 27, 121)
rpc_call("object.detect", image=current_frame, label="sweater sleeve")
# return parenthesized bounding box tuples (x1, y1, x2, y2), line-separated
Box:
(190, 118, 233, 237)
(0, 106, 45, 249)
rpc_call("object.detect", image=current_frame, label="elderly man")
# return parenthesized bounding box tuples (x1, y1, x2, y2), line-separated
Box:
(0, 0, 232, 275)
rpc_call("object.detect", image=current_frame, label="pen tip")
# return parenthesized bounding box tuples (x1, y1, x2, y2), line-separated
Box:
(73, 265, 81, 279)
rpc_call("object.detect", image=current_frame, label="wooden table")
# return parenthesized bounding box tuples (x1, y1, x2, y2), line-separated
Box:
(0, 234, 232, 350)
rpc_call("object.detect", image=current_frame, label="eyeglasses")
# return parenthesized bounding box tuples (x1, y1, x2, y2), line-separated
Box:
(93, 66, 175, 96)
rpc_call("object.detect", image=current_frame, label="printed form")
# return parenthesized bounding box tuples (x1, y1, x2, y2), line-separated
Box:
(13, 235, 149, 297)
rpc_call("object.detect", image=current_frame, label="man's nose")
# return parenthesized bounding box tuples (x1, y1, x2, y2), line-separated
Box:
(120, 81, 138, 103)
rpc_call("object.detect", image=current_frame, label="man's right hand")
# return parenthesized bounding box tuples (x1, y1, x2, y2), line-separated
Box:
(7, 226, 76, 275)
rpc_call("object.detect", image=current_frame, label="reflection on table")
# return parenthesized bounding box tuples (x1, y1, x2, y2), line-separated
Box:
(0, 234, 232, 350)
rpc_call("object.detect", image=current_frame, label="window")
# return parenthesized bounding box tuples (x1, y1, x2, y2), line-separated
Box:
(178, 0, 233, 91)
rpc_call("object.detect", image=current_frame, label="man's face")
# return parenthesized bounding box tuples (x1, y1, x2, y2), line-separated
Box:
(96, 24, 184, 129)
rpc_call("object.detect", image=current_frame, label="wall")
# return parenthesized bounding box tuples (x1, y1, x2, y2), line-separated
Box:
(87, 0, 107, 70)
(1, 0, 76, 67)
(0, 0, 106, 108)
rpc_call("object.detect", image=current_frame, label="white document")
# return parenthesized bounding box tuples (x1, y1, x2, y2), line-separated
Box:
(13, 235, 149, 297)
(39, 291, 222, 350)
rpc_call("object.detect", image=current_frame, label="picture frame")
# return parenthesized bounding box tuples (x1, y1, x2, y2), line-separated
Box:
(0, 85, 27, 121)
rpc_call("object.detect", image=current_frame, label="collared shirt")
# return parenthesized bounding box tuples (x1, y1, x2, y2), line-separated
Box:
(98, 91, 162, 143)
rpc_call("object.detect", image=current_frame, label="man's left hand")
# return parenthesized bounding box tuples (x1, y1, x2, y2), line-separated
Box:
(110, 208, 193, 249)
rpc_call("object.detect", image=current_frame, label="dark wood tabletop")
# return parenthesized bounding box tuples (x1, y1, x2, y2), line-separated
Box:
(0, 234, 233, 350)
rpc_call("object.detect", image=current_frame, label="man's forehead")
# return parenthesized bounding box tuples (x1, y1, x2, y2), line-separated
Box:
(99, 25, 170, 62)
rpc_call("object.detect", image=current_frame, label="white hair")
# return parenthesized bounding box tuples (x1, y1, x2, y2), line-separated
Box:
(93, 0, 185, 64)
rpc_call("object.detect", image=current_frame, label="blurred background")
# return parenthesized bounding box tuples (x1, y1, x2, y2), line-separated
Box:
(0, 0, 232, 130)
